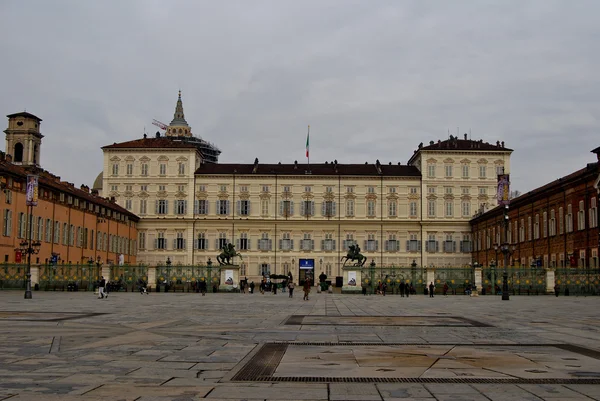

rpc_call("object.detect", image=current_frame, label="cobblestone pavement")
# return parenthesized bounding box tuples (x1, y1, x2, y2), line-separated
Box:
(0, 290, 599, 400)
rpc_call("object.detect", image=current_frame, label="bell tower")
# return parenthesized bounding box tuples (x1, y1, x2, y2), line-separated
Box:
(4, 112, 43, 166)
(166, 91, 192, 138)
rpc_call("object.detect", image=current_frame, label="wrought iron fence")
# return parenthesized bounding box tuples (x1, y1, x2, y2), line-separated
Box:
(155, 264, 220, 293)
(555, 268, 600, 296)
(0, 264, 26, 289)
(361, 265, 426, 295)
(481, 266, 546, 295)
(110, 265, 148, 292)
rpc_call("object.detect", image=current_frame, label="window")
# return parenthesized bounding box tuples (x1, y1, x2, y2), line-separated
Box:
(112, 163, 119, 176)
(125, 185, 132, 192)
(367, 186, 375, 194)
(178, 163, 185, 175)
(178, 185, 185, 192)
(388, 186, 396, 193)
(175, 200, 187, 215)
(566, 204, 573, 232)
(479, 165, 486, 178)
(69, 225, 75, 246)
(261, 199, 269, 216)
(326, 186, 333, 193)
(111, 185, 118, 192)
(428, 200, 436, 217)
(300, 200, 315, 217)
(445, 202, 453, 217)
(139, 199, 147, 215)
(218, 233, 228, 249)
(159, 163, 166, 175)
(409, 201, 417, 217)
(534, 214, 540, 239)
(76, 227, 82, 247)
(460, 234, 472, 253)
(519, 219, 525, 242)
(444, 187, 453, 195)
(158, 185, 166, 192)
(461, 187, 470, 195)
(240, 185, 249, 193)
(496, 166, 505, 176)
(427, 164, 435, 177)
(220, 185, 227, 192)
(238, 200, 251, 216)
(96, 231, 102, 250)
(126, 163, 133, 175)
(237, 233, 249, 250)
(5, 190, 12, 204)
(426, 234, 438, 253)
(45, 219, 52, 242)
(444, 234, 455, 253)
(577, 201, 585, 230)
(444, 165, 453, 177)
(559, 207, 564, 234)
(346, 199, 355, 217)
(407, 233, 421, 252)
(195, 199, 208, 215)
(280, 233, 293, 250)
(175, 232, 185, 250)
(478, 187, 487, 195)
(363, 234, 376, 251)
(428, 186, 436, 194)
(322, 201, 336, 217)
(260, 263, 270, 276)
(156, 200, 168, 215)
(258, 233, 272, 251)
(217, 200, 230, 215)
(17, 212, 25, 238)
(590, 198, 598, 228)
(322, 233, 336, 251)
(386, 235, 399, 251)
(54, 222, 60, 244)
(543, 212, 548, 238)
(462, 201, 470, 217)
(346, 186, 354, 193)
(2, 210, 12, 236)
(388, 200, 397, 217)
(409, 187, 418, 194)
(301, 233, 314, 251)
(462, 164, 469, 178)
(527, 216, 532, 240)
(280, 200, 293, 217)
(343, 234, 356, 250)
(156, 232, 166, 249)
(198, 185, 206, 192)
(195, 232, 206, 250)
(549, 210, 556, 236)
(139, 232, 146, 249)
(262, 185, 270, 193)
(325, 263, 332, 277)
(367, 201, 376, 217)
(141, 163, 148, 176)
(125, 199, 132, 210)
(90, 230, 94, 250)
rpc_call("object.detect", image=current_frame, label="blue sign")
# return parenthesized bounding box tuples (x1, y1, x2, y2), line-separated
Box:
(51, 254, 58, 264)
(299, 258, 314, 269)
(536, 259, 542, 267)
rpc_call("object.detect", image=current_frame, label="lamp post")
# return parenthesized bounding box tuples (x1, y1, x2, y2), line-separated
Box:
(17, 238, 41, 299)
(87, 257, 94, 290)
(411, 259, 417, 289)
(369, 259, 376, 295)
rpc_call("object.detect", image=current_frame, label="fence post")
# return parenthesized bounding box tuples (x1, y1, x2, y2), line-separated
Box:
(473, 266, 482, 296)
(30, 265, 40, 286)
(545, 268, 555, 295)
(147, 266, 156, 291)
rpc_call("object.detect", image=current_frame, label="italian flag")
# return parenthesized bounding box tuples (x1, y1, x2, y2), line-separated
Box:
(306, 125, 310, 158)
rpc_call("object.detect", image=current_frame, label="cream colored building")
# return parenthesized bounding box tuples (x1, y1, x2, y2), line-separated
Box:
(100, 93, 513, 283)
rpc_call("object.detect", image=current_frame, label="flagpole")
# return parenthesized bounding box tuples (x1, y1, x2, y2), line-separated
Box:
(307, 125, 310, 171)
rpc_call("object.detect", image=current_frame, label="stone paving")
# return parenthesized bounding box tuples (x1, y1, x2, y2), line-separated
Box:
(0, 290, 599, 400)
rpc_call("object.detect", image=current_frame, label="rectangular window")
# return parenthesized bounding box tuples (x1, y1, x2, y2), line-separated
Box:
(367, 186, 375, 194)
(300, 234, 314, 251)
(386, 235, 399, 251)
(237, 233, 248, 250)
(445, 201, 453, 217)
(300, 200, 315, 217)
(428, 200, 436, 217)
(178, 163, 185, 175)
(322, 233, 336, 251)
(156, 232, 166, 249)
(426, 235, 438, 253)
(409, 187, 418, 194)
(543, 212, 548, 238)
(55, 222, 60, 244)
(125, 199, 132, 210)
(590, 198, 598, 228)
(326, 186, 333, 193)
(346, 199, 355, 217)
(240, 185, 249, 193)
(2, 210, 12, 236)
(527, 216, 532, 240)
(178, 185, 185, 192)
(280, 200, 292, 217)
(217, 200, 230, 215)
(444, 187, 453, 195)
(258, 234, 272, 251)
(461, 187, 470, 195)
(141, 163, 148, 176)
(364, 234, 378, 252)
(534, 214, 540, 239)
(112, 163, 119, 176)
(462, 164, 469, 178)
(17, 212, 25, 239)
(159, 163, 167, 175)
(444, 235, 455, 253)
(175, 200, 187, 215)
(427, 164, 435, 177)
(388, 200, 397, 217)
(239, 200, 250, 216)
(367, 201, 376, 217)
(346, 186, 354, 193)
(479, 187, 487, 195)
(158, 185, 166, 192)
(45, 219, 52, 242)
(409, 201, 417, 217)
(195, 199, 208, 215)
(559, 207, 564, 234)
(280, 233, 293, 251)
(479, 165, 486, 178)
(261, 199, 269, 216)
(566, 204, 573, 232)
(139, 199, 147, 215)
(445, 165, 453, 177)
(175, 232, 185, 250)
(157, 200, 168, 215)
(578, 201, 585, 230)
(428, 186, 436, 194)
(462, 201, 470, 217)
(388, 186, 396, 193)
(220, 185, 227, 192)
(140, 185, 148, 192)
(323, 201, 336, 217)
(262, 185, 270, 193)
(126, 163, 133, 175)
(496, 166, 505, 176)
(196, 232, 206, 250)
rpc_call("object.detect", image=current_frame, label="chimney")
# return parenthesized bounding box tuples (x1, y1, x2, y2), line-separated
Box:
(464, 133, 467, 140)
(91, 189, 99, 196)
(6, 154, 12, 163)
(501, 141, 505, 148)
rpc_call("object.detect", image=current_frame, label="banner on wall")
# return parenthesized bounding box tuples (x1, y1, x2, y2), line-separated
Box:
(26, 175, 39, 206)
(347, 271, 357, 286)
(497, 174, 510, 206)
(225, 270, 233, 285)
(299, 259, 314, 269)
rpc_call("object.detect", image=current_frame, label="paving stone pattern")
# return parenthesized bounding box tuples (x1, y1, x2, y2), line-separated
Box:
(0, 291, 599, 400)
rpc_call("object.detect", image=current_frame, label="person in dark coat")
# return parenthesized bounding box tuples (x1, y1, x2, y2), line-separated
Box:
(429, 282, 435, 298)
(399, 281, 405, 297)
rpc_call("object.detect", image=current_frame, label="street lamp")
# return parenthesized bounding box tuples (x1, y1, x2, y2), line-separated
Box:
(16, 239, 41, 299)
(411, 259, 417, 291)
(369, 259, 376, 295)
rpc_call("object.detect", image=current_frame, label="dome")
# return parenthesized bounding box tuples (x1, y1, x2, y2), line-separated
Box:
(92, 171, 103, 192)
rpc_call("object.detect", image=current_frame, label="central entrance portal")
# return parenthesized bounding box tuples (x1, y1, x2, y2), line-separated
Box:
(299, 258, 314, 286)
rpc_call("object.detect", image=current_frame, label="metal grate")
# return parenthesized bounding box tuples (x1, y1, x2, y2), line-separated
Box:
(231, 343, 288, 382)
(250, 377, 600, 384)
(283, 315, 492, 327)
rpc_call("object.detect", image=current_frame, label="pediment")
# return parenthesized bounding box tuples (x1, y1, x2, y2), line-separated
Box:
(157, 155, 169, 161)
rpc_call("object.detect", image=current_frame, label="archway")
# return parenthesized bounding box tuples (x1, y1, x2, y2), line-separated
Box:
(13, 143, 24, 162)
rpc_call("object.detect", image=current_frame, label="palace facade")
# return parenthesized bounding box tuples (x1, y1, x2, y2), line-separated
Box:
(1, 112, 139, 266)
(100, 92, 513, 282)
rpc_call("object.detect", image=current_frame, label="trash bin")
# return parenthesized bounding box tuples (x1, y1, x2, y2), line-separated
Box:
(335, 276, 343, 287)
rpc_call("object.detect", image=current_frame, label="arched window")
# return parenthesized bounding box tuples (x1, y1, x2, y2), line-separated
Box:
(33, 145, 38, 164)
(14, 143, 24, 162)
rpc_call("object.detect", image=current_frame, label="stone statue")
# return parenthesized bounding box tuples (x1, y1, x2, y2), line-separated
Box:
(216, 243, 243, 266)
(341, 244, 367, 267)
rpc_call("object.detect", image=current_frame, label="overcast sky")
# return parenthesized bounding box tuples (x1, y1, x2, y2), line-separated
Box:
(0, 0, 598, 194)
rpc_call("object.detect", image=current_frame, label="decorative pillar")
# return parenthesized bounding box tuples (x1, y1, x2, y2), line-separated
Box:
(545, 268, 555, 295)
(101, 266, 111, 281)
(473, 267, 482, 296)
(426, 268, 435, 289)
(147, 266, 156, 290)
(342, 266, 362, 294)
(30, 265, 40, 286)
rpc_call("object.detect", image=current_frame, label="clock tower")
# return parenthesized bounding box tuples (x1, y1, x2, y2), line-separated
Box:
(4, 111, 43, 166)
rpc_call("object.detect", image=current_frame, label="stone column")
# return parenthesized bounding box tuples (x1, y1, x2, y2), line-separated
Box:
(101, 266, 111, 281)
(147, 266, 156, 291)
(342, 266, 362, 294)
(473, 267, 482, 296)
(30, 265, 40, 286)
(545, 268, 555, 294)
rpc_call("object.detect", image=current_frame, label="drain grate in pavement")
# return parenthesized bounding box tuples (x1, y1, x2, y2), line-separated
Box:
(283, 315, 492, 327)
(0, 311, 107, 322)
(254, 377, 600, 384)
(231, 343, 288, 381)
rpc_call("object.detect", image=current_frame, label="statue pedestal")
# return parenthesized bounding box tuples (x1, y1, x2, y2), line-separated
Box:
(342, 266, 362, 294)
(219, 265, 240, 292)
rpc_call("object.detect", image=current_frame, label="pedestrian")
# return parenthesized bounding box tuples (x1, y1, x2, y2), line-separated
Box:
(272, 282, 277, 295)
(443, 282, 449, 296)
(288, 281, 295, 298)
(362, 285, 367, 296)
(303, 280, 311, 301)
(98, 276, 106, 299)
(429, 282, 435, 298)
(408, 284, 413, 297)
(399, 281, 405, 297)
(199, 279, 207, 296)
(240, 280, 245, 294)
(382, 282, 387, 296)
(249, 281, 255, 294)
(554, 283, 560, 297)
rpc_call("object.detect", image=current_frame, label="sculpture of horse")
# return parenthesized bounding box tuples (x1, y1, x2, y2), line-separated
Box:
(340, 244, 367, 267)
(216, 243, 243, 266)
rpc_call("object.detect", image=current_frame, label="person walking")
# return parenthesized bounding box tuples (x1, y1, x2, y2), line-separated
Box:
(554, 283, 560, 297)
(288, 281, 295, 298)
(443, 282, 449, 297)
(429, 282, 435, 298)
(399, 281, 405, 297)
(303, 280, 311, 301)
(98, 276, 106, 299)
(249, 281, 255, 294)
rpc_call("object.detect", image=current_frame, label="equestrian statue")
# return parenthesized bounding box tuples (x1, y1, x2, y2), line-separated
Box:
(340, 244, 367, 267)
(216, 243, 243, 266)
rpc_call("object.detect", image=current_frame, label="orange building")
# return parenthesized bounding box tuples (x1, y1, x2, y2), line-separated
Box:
(0, 112, 139, 267)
